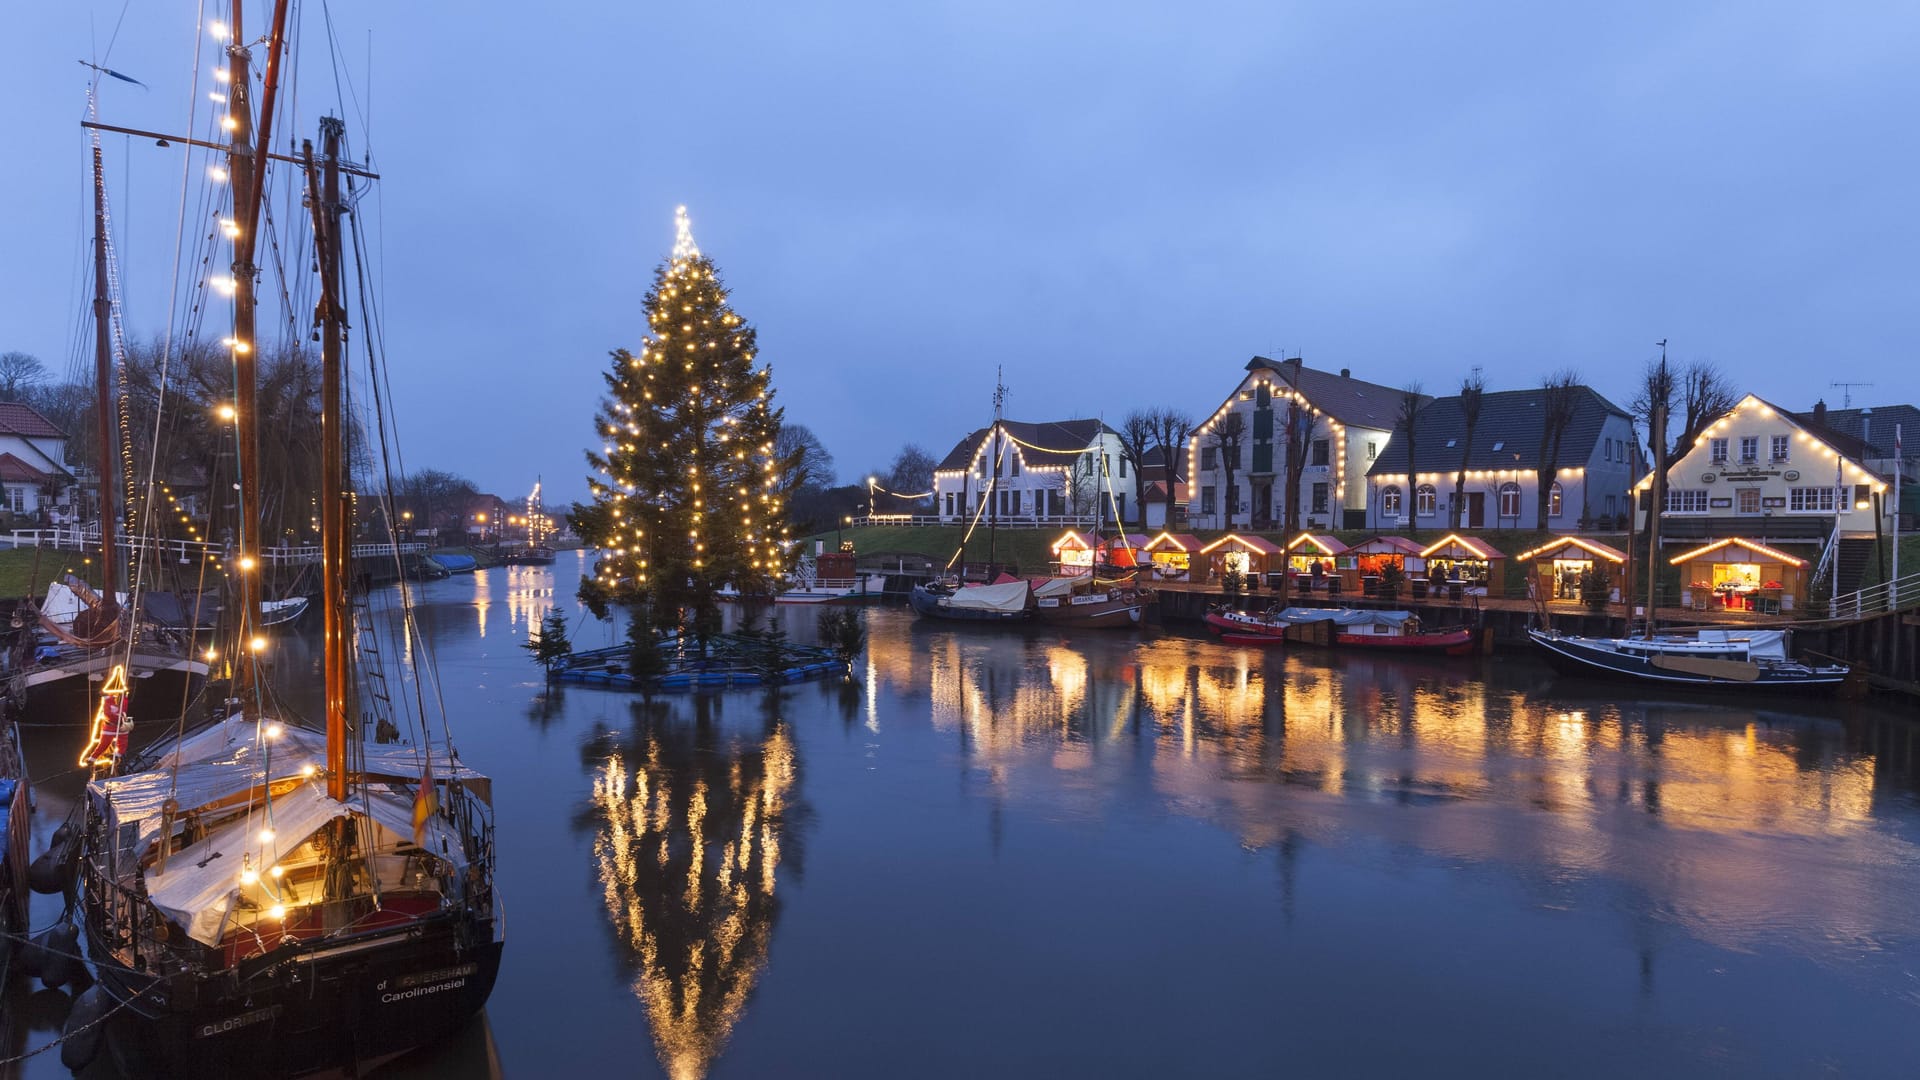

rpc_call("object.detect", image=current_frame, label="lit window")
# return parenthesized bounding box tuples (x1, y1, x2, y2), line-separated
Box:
(1739, 436, 1758, 464)
(1770, 434, 1790, 461)
(1381, 485, 1403, 518)
(1498, 482, 1522, 519)
(1737, 489, 1760, 514)
(1548, 481, 1564, 518)
(1415, 484, 1437, 516)
(1710, 437, 1728, 464)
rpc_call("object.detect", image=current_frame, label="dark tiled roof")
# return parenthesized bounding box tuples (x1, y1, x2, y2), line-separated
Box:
(1795, 404, 1915, 458)
(935, 419, 1114, 473)
(1247, 357, 1422, 429)
(0, 402, 66, 439)
(0, 452, 50, 483)
(1139, 445, 1185, 481)
(1367, 385, 1630, 476)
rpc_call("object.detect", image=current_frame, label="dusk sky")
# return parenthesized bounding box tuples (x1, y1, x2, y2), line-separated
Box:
(5, 2, 1914, 506)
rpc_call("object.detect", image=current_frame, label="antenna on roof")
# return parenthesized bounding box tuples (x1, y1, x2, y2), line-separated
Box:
(992, 364, 1007, 422)
(1830, 381, 1872, 409)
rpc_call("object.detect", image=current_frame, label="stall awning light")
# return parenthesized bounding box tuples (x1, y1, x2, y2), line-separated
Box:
(1668, 537, 1809, 567)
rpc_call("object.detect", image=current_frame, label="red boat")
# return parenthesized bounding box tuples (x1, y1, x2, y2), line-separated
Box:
(1207, 606, 1476, 656)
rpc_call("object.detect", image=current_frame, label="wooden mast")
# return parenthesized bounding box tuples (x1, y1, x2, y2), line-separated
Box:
(88, 138, 121, 621)
(305, 117, 350, 800)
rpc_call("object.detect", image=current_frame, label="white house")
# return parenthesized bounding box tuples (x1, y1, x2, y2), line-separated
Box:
(1185, 357, 1407, 532)
(0, 402, 76, 518)
(931, 419, 1126, 526)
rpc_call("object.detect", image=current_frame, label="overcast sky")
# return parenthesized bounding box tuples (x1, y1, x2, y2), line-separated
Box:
(4, 2, 1915, 506)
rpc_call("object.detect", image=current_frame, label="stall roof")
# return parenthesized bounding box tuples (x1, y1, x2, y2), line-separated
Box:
(1285, 533, 1348, 556)
(1517, 536, 1627, 563)
(1101, 533, 1151, 552)
(1143, 531, 1204, 552)
(1199, 533, 1284, 556)
(1419, 534, 1505, 560)
(1050, 529, 1096, 554)
(1347, 535, 1425, 556)
(1668, 537, 1808, 568)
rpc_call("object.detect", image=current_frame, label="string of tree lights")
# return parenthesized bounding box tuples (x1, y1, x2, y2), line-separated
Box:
(573, 207, 793, 632)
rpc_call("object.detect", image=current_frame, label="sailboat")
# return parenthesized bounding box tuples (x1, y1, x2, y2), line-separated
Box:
(910, 371, 1035, 622)
(71, 9, 501, 1073)
(503, 478, 556, 565)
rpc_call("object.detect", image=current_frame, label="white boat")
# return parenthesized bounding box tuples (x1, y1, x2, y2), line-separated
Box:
(1529, 626, 1849, 689)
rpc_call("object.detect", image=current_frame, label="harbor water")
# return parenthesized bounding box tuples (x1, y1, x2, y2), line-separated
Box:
(11, 551, 1920, 1077)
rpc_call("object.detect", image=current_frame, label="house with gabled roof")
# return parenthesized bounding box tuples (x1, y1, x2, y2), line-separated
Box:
(0, 402, 77, 519)
(931, 419, 1125, 526)
(1365, 385, 1638, 531)
(1185, 357, 1412, 532)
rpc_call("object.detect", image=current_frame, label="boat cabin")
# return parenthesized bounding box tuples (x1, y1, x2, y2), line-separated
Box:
(1199, 533, 1284, 585)
(1141, 532, 1204, 581)
(1517, 536, 1626, 602)
(1415, 534, 1505, 599)
(1671, 537, 1808, 614)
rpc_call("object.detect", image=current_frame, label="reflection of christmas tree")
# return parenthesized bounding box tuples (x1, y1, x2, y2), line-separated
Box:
(581, 701, 804, 1080)
(572, 206, 791, 632)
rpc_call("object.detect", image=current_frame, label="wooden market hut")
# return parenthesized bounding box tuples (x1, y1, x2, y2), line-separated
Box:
(1516, 536, 1626, 602)
(1347, 535, 1425, 598)
(1050, 529, 1097, 575)
(1283, 533, 1350, 594)
(1199, 533, 1285, 586)
(1670, 537, 1809, 614)
(1100, 533, 1152, 570)
(1141, 532, 1204, 581)
(1416, 534, 1505, 599)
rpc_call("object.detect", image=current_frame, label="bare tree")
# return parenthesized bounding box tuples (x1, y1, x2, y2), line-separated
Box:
(0, 351, 48, 400)
(1151, 407, 1193, 529)
(1395, 383, 1424, 539)
(774, 423, 835, 496)
(1535, 370, 1582, 529)
(884, 444, 937, 510)
(1451, 367, 1485, 531)
(1279, 398, 1318, 540)
(1210, 411, 1247, 530)
(1675, 360, 1739, 458)
(1117, 411, 1155, 529)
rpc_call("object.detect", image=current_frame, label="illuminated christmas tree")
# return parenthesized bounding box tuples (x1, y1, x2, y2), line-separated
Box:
(573, 207, 790, 636)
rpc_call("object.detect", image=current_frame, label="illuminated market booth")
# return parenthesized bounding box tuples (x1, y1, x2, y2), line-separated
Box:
(1199, 533, 1284, 586)
(1100, 533, 1151, 571)
(1517, 535, 1625, 602)
(1141, 532, 1204, 581)
(1347, 535, 1425, 597)
(1283, 533, 1349, 593)
(1415, 534, 1505, 599)
(1672, 537, 1807, 614)
(1050, 530, 1098, 575)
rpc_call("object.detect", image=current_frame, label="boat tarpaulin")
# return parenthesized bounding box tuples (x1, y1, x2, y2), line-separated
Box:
(947, 581, 1030, 613)
(1032, 577, 1077, 600)
(1278, 607, 1413, 628)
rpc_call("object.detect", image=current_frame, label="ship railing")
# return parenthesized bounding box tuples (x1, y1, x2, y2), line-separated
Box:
(0, 530, 428, 564)
(1826, 569, 1920, 621)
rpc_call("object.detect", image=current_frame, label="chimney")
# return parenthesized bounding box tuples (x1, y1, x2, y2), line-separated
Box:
(1813, 399, 1827, 426)
(1340, 368, 1351, 378)
(1861, 407, 1872, 449)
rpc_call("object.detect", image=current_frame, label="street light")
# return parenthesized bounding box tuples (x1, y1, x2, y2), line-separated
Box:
(867, 476, 877, 521)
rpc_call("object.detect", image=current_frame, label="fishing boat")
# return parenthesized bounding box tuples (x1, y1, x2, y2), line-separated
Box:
(1206, 606, 1475, 655)
(719, 552, 886, 604)
(69, 24, 501, 1072)
(909, 579, 1034, 622)
(1527, 626, 1849, 689)
(502, 545, 556, 566)
(1032, 575, 1147, 628)
(504, 478, 558, 564)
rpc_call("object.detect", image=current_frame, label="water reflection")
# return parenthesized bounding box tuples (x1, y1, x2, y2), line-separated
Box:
(580, 695, 805, 1080)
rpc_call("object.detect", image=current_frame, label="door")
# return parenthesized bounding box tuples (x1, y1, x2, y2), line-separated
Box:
(1467, 492, 1486, 529)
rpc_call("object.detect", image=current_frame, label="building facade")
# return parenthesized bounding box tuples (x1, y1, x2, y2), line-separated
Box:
(931, 419, 1126, 526)
(1185, 357, 1408, 532)
(0, 402, 77, 519)
(1364, 385, 1638, 531)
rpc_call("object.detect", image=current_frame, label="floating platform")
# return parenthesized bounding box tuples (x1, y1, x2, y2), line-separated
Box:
(550, 634, 849, 691)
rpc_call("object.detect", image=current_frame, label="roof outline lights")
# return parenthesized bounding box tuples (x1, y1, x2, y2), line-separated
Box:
(1418, 533, 1499, 559)
(1516, 536, 1625, 563)
(1667, 537, 1808, 568)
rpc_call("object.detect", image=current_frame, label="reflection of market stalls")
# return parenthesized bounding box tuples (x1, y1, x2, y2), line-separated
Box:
(1141, 532, 1203, 581)
(1199, 533, 1284, 583)
(1416, 534, 1505, 598)
(1348, 535, 1425, 598)
(1282, 533, 1349, 592)
(1050, 530, 1097, 575)
(1671, 537, 1808, 614)
(1516, 536, 1626, 601)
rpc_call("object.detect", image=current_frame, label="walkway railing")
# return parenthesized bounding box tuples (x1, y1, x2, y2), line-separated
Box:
(1827, 570, 1920, 621)
(1, 529, 426, 565)
(848, 514, 1101, 529)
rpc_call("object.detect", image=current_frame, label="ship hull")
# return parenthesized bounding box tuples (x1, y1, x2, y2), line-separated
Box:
(1527, 628, 1849, 690)
(908, 586, 1030, 622)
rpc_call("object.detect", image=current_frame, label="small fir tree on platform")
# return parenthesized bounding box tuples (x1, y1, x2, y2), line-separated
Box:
(524, 606, 574, 678)
(571, 207, 795, 646)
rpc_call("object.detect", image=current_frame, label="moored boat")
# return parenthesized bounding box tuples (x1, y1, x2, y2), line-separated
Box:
(1527, 626, 1848, 689)
(1032, 575, 1148, 628)
(1207, 606, 1475, 655)
(909, 579, 1033, 622)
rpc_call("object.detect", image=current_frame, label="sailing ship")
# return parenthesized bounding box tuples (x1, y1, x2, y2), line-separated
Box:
(1527, 626, 1849, 689)
(1032, 574, 1146, 628)
(908, 577, 1034, 622)
(503, 478, 556, 565)
(70, 13, 501, 1072)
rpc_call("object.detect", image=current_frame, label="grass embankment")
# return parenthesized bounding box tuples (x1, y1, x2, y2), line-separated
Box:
(0, 547, 106, 599)
(1856, 535, 1920, 590)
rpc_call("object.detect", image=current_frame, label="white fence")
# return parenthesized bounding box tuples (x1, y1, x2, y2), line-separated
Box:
(1, 529, 427, 565)
(1827, 570, 1920, 621)
(848, 514, 1101, 529)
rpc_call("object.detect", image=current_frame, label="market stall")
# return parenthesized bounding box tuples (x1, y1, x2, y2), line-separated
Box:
(1050, 530, 1097, 576)
(1347, 535, 1426, 598)
(1416, 534, 1506, 599)
(1516, 535, 1626, 602)
(1100, 533, 1151, 570)
(1670, 537, 1808, 614)
(1141, 532, 1204, 581)
(1282, 533, 1350, 593)
(1199, 533, 1285, 586)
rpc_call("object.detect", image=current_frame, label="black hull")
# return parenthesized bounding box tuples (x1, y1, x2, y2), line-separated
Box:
(21, 663, 205, 726)
(97, 917, 502, 1078)
(1528, 630, 1847, 691)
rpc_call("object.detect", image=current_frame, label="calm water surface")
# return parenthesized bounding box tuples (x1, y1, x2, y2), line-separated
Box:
(14, 552, 1920, 1077)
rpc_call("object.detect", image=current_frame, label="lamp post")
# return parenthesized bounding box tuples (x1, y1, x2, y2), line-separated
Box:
(838, 514, 847, 551)
(867, 476, 876, 521)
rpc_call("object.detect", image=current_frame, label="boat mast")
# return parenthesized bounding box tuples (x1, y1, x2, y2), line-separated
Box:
(988, 367, 1004, 573)
(305, 117, 351, 801)
(88, 140, 121, 620)
(1643, 340, 1669, 640)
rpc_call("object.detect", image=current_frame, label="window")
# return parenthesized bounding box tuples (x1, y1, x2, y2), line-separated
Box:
(1498, 482, 1522, 519)
(1710, 437, 1728, 464)
(1445, 438, 1457, 449)
(1665, 488, 1709, 513)
(1491, 441, 1505, 452)
(1225, 447, 1241, 471)
(1380, 485, 1403, 518)
(1771, 434, 1790, 462)
(1548, 481, 1564, 518)
(1311, 483, 1329, 514)
(1240, 389, 1254, 400)
(1201, 446, 1217, 471)
(1367, 441, 1378, 460)
(1118, 455, 1126, 479)
(1011, 455, 1021, 477)
(1789, 486, 1839, 512)
(1739, 436, 1758, 464)
(3, 487, 22, 514)
(1415, 484, 1437, 517)
(1311, 439, 1331, 466)
(1737, 489, 1761, 514)
(1201, 486, 1216, 514)
(1605, 494, 1617, 517)
(1602, 439, 1612, 462)
(945, 492, 955, 517)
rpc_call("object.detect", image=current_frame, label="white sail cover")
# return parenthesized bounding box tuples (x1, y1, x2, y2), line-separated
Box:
(946, 581, 1030, 613)
(1032, 577, 1077, 600)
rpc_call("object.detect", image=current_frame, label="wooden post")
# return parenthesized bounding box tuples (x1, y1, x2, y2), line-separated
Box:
(304, 117, 350, 801)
